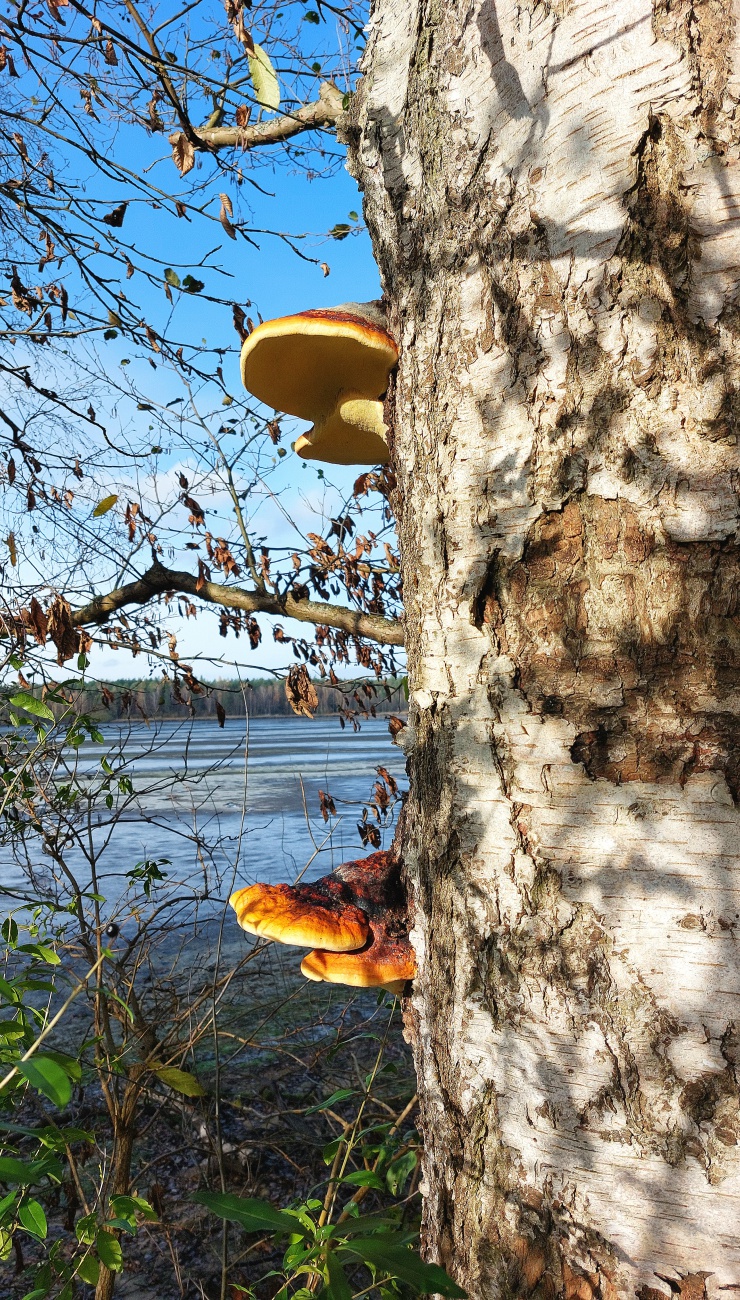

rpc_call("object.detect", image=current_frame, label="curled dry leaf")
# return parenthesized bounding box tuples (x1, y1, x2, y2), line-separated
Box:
(285, 665, 318, 719)
(102, 202, 127, 227)
(388, 715, 406, 740)
(219, 193, 236, 240)
(235, 104, 250, 128)
(196, 557, 211, 592)
(232, 303, 248, 342)
(21, 597, 47, 645)
(47, 594, 78, 664)
(318, 789, 336, 822)
(172, 133, 195, 177)
(183, 494, 205, 527)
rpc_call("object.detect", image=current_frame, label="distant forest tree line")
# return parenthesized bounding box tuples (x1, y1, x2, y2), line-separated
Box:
(91, 676, 408, 721)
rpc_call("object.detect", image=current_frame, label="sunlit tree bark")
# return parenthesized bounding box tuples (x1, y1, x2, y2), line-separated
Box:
(351, 1, 740, 1295)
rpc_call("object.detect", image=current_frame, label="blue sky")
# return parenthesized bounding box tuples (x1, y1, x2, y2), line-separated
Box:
(2, 6, 397, 685)
(91, 147, 387, 681)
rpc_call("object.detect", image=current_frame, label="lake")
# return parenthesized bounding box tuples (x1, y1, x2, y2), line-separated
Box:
(0, 715, 406, 924)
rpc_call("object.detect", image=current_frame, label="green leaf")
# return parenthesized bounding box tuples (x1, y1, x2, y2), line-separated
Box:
(322, 1137, 344, 1164)
(0, 1122, 91, 1151)
(92, 494, 118, 518)
(329, 223, 351, 240)
(2, 918, 18, 945)
(153, 1066, 205, 1097)
(0, 1228, 11, 1261)
(305, 1088, 355, 1116)
(75, 1212, 97, 1245)
(340, 1240, 466, 1297)
(41, 1050, 81, 1080)
(19, 1199, 47, 1238)
(17, 1055, 72, 1108)
(96, 1228, 123, 1272)
(386, 1151, 417, 1197)
(182, 274, 204, 293)
(111, 1194, 157, 1223)
(105, 1217, 136, 1235)
(106, 991, 134, 1024)
(76, 1255, 100, 1285)
(8, 693, 55, 722)
(0, 1021, 24, 1040)
(164, 267, 181, 288)
(248, 42, 280, 111)
(18, 943, 60, 965)
(193, 1191, 302, 1237)
(0, 1157, 38, 1185)
(321, 1251, 352, 1300)
(338, 1171, 385, 1190)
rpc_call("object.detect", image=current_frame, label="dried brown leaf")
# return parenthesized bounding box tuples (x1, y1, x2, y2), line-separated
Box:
(172, 133, 195, 177)
(219, 194, 237, 240)
(102, 202, 127, 227)
(285, 665, 318, 719)
(47, 594, 77, 664)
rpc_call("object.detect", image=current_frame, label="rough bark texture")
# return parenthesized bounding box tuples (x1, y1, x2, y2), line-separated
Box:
(349, 1, 740, 1297)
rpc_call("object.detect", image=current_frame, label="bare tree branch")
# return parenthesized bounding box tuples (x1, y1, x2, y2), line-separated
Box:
(171, 82, 346, 155)
(72, 561, 405, 647)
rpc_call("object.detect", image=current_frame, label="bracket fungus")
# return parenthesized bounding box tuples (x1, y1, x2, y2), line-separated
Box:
(230, 850, 416, 995)
(239, 302, 398, 465)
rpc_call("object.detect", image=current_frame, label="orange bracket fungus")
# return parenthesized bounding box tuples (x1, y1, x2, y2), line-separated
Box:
(230, 850, 416, 995)
(239, 302, 398, 465)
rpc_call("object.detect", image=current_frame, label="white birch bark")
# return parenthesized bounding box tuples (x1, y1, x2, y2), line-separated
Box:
(350, 1, 740, 1296)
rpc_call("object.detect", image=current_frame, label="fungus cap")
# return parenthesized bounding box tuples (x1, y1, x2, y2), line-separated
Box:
(294, 396, 388, 465)
(239, 303, 397, 466)
(230, 881, 369, 952)
(300, 918, 416, 995)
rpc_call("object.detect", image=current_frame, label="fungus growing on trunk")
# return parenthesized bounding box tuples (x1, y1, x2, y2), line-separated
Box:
(239, 302, 398, 465)
(230, 878, 370, 951)
(230, 850, 416, 994)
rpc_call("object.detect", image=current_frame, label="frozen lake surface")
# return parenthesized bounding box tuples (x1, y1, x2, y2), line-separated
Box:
(0, 715, 406, 923)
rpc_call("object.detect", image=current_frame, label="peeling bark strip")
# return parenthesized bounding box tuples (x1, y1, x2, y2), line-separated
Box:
(351, 0, 740, 1297)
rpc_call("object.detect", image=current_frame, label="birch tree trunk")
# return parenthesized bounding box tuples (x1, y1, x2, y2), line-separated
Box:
(349, 3, 740, 1296)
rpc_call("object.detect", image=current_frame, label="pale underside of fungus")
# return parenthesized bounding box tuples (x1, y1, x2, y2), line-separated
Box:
(239, 302, 398, 466)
